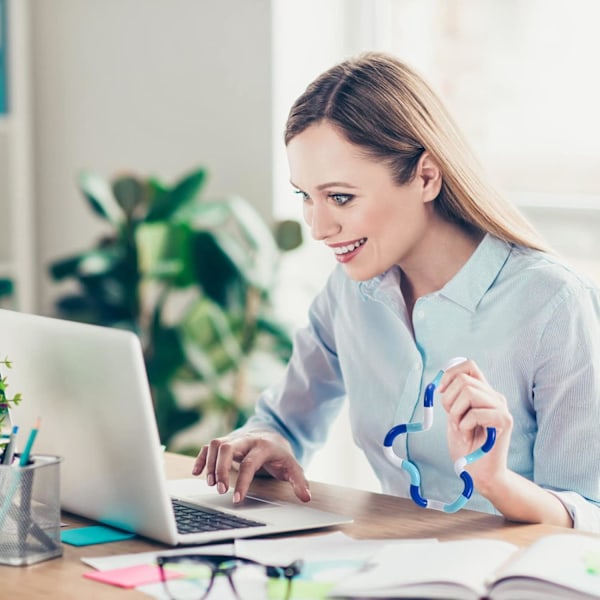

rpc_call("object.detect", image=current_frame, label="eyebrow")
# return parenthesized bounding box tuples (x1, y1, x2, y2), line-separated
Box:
(290, 181, 359, 191)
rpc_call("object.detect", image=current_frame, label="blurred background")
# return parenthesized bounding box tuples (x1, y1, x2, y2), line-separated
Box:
(1, 0, 599, 492)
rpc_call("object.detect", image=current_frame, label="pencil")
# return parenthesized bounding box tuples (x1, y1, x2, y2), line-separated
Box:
(1, 425, 19, 465)
(19, 417, 41, 466)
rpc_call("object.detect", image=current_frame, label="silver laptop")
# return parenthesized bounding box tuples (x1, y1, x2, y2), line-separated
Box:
(3, 309, 352, 545)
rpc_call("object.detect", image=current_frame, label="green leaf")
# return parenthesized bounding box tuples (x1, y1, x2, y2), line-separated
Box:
(112, 175, 147, 217)
(145, 325, 186, 386)
(78, 171, 125, 225)
(179, 297, 243, 378)
(274, 219, 303, 251)
(190, 231, 243, 308)
(152, 384, 201, 447)
(136, 222, 195, 285)
(146, 167, 207, 222)
(0, 278, 14, 297)
(77, 248, 123, 277)
(197, 196, 279, 292)
(49, 255, 83, 281)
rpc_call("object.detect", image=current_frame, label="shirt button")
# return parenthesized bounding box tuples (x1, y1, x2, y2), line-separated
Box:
(416, 309, 425, 320)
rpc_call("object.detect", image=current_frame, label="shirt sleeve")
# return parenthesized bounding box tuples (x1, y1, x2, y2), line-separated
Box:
(238, 279, 347, 466)
(532, 283, 600, 532)
(548, 491, 600, 531)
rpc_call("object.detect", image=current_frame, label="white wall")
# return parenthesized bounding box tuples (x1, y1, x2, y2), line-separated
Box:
(29, 0, 273, 314)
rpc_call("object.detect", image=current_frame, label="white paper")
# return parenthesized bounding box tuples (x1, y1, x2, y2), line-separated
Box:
(330, 538, 517, 599)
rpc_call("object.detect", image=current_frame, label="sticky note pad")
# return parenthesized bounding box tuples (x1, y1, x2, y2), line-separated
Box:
(61, 525, 136, 546)
(83, 564, 182, 588)
(586, 551, 600, 575)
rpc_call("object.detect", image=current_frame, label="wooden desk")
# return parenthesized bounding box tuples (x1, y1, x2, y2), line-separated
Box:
(0, 452, 574, 599)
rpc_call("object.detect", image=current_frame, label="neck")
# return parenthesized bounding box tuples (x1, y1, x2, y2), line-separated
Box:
(400, 223, 484, 314)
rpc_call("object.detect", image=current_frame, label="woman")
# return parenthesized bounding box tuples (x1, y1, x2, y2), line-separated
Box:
(193, 52, 600, 531)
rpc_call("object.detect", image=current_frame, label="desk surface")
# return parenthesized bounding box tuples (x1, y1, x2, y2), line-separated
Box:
(0, 452, 575, 599)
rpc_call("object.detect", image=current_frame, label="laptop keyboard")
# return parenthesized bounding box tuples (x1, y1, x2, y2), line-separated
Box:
(172, 499, 267, 534)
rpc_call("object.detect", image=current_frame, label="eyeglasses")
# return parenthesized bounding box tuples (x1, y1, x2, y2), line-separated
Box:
(383, 365, 496, 513)
(156, 553, 303, 600)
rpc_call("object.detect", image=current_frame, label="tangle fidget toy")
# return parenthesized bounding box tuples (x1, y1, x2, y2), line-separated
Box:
(383, 366, 496, 513)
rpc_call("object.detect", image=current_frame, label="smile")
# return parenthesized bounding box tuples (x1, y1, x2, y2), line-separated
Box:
(331, 238, 367, 255)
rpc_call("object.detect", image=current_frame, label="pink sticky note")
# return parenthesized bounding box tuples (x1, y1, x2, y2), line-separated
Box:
(83, 564, 183, 588)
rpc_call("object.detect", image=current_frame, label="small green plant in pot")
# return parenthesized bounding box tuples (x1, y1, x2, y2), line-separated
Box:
(0, 357, 22, 443)
(48, 166, 302, 452)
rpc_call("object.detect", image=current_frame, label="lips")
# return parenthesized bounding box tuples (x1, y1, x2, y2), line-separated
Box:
(329, 238, 367, 263)
(330, 238, 367, 255)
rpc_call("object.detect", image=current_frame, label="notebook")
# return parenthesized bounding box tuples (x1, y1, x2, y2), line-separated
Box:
(3, 308, 352, 545)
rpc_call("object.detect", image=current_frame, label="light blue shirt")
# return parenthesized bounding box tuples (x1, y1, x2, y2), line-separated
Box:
(243, 234, 600, 530)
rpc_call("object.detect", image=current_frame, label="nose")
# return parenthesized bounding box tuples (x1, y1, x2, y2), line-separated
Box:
(304, 201, 341, 241)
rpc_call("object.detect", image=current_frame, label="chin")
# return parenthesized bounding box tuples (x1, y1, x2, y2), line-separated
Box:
(342, 265, 383, 282)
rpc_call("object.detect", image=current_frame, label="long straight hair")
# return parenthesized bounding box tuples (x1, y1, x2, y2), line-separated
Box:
(285, 52, 550, 252)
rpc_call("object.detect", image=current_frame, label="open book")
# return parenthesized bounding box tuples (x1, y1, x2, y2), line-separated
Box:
(329, 533, 600, 600)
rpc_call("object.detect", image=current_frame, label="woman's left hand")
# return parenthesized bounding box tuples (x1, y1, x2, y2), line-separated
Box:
(438, 359, 514, 492)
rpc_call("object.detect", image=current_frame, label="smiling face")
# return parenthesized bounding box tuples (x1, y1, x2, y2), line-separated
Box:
(286, 121, 442, 282)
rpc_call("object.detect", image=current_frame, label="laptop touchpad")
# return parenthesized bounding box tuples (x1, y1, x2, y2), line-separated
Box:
(200, 494, 277, 510)
(167, 478, 278, 510)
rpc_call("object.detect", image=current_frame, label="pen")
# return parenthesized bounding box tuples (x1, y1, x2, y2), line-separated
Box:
(1, 424, 19, 465)
(19, 417, 41, 466)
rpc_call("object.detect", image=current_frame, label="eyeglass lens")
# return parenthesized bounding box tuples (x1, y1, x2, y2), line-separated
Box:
(159, 557, 295, 600)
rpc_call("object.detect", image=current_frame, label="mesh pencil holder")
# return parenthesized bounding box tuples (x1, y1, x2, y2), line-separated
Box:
(0, 454, 63, 566)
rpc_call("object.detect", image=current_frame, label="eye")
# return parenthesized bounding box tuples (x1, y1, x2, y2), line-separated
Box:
(293, 189, 310, 201)
(329, 193, 354, 206)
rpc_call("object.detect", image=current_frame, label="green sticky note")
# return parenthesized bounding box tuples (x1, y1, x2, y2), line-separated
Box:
(585, 551, 600, 575)
(268, 579, 333, 600)
(61, 525, 136, 546)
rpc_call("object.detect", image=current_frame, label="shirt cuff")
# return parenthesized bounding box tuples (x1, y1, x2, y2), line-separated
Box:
(547, 490, 600, 533)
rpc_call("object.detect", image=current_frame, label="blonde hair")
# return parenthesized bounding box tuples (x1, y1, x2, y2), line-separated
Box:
(285, 51, 550, 252)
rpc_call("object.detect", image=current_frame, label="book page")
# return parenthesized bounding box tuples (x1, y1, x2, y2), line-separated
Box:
(330, 538, 517, 599)
(491, 533, 600, 599)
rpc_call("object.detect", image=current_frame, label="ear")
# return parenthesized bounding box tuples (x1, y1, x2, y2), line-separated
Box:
(416, 152, 442, 203)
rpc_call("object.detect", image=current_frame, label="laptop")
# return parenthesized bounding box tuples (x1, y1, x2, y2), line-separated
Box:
(2, 308, 352, 545)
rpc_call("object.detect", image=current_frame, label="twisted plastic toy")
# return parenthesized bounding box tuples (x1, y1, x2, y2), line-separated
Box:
(383, 366, 496, 513)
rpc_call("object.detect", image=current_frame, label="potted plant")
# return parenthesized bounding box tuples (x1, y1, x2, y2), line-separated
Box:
(48, 166, 302, 452)
(0, 356, 22, 441)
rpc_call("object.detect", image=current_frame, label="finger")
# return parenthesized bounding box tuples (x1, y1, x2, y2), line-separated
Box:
(459, 406, 513, 436)
(445, 379, 487, 420)
(205, 439, 229, 488)
(439, 359, 486, 392)
(214, 441, 236, 494)
(192, 445, 208, 477)
(233, 447, 267, 503)
(444, 379, 498, 437)
(439, 371, 479, 413)
(262, 458, 311, 501)
(284, 466, 312, 503)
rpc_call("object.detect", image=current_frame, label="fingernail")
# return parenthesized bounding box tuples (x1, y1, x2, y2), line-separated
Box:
(217, 482, 227, 494)
(207, 474, 215, 486)
(233, 492, 241, 504)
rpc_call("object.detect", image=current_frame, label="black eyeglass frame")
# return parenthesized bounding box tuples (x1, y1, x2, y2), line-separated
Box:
(156, 553, 303, 600)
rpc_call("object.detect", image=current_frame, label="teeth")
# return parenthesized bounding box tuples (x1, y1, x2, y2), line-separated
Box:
(333, 238, 366, 255)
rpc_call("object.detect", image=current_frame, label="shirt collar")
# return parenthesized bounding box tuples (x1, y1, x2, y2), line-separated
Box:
(439, 234, 512, 312)
(359, 234, 513, 313)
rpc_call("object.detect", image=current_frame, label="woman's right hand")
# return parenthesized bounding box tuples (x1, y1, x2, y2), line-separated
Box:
(192, 430, 311, 505)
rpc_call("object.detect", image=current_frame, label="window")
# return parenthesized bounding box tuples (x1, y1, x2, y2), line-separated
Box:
(367, 0, 600, 203)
